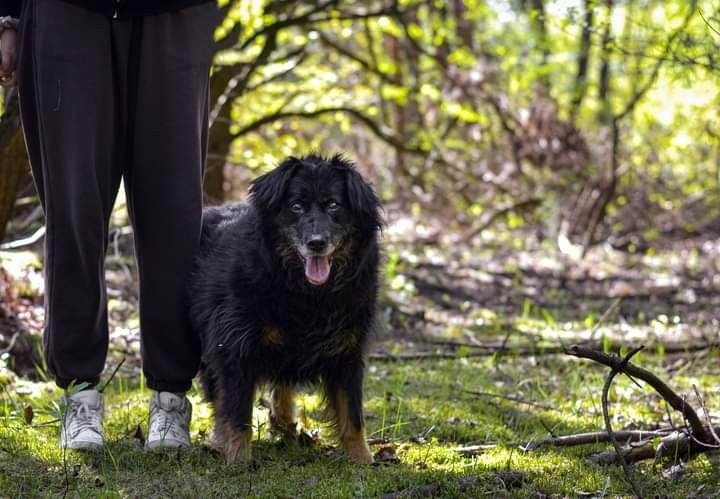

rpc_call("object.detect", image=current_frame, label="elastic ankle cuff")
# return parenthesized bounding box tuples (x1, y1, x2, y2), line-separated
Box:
(145, 376, 191, 393)
(55, 377, 100, 390)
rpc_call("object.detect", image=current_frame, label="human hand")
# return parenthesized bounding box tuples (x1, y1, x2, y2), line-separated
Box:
(0, 28, 17, 87)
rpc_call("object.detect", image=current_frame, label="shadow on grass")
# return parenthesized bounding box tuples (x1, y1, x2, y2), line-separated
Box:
(0, 426, 536, 498)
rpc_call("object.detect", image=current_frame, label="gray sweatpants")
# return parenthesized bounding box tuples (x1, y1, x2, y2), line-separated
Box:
(16, 0, 220, 392)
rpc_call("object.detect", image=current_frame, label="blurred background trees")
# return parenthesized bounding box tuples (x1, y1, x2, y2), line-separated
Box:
(1, 0, 719, 254)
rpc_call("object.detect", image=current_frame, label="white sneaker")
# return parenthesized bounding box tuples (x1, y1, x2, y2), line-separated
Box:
(145, 391, 192, 450)
(59, 389, 104, 451)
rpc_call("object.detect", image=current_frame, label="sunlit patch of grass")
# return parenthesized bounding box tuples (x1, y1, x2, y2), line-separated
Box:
(2, 349, 720, 496)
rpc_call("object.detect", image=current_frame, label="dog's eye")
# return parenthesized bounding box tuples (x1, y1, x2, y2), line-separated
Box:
(327, 201, 339, 212)
(290, 202, 304, 213)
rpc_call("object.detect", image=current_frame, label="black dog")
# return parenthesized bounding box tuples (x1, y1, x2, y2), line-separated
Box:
(188, 154, 382, 464)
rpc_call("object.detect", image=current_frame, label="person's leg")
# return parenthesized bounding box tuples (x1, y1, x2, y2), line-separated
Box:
(125, 3, 220, 393)
(16, 0, 122, 389)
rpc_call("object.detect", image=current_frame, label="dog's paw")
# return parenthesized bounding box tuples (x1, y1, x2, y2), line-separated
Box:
(225, 444, 252, 464)
(224, 429, 252, 464)
(344, 439, 374, 464)
(348, 446, 374, 465)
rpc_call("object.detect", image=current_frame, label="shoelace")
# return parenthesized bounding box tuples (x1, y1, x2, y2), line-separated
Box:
(64, 400, 102, 438)
(151, 403, 188, 440)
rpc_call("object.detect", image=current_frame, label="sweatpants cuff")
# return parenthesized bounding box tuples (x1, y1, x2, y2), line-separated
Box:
(55, 376, 100, 390)
(145, 376, 192, 393)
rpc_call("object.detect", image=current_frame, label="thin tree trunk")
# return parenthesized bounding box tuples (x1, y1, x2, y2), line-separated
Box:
(570, 0, 594, 119)
(204, 66, 236, 205)
(597, 0, 614, 119)
(0, 89, 29, 243)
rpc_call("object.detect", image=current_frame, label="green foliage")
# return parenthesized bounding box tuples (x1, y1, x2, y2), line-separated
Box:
(206, 0, 720, 247)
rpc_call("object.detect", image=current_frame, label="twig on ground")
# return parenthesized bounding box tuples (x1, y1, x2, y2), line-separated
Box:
(693, 384, 720, 446)
(521, 429, 673, 451)
(30, 418, 61, 428)
(453, 444, 498, 456)
(537, 345, 720, 468)
(369, 338, 719, 362)
(462, 389, 554, 411)
(589, 442, 657, 465)
(601, 346, 645, 499)
(566, 345, 709, 441)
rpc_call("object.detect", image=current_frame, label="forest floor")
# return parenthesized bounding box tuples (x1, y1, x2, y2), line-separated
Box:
(1, 207, 720, 497)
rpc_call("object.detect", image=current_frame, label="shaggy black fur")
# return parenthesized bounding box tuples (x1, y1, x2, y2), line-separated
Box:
(187, 154, 382, 460)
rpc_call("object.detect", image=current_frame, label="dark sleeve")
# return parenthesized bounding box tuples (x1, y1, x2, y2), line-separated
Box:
(0, 0, 21, 17)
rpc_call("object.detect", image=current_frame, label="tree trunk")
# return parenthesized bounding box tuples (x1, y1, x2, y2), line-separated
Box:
(570, 0, 594, 119)
(204, 66, 236, 205)
(0, 89, 29, 243)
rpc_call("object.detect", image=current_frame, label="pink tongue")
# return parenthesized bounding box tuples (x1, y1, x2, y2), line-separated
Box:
(305, 256, 331, 285)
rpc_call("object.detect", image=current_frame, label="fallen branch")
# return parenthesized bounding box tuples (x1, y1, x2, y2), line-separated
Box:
(462, 390, 554, 411)
(368, 338, 720, 362)
(588, 427, 720, 465)
(601, 346, 644, 498)
(519, 344, 720, 473)
(521, 429, 673, 451)
(567, 345, 708, 441)
(453, 444, 498, 456)
(464, 198, 542, 241)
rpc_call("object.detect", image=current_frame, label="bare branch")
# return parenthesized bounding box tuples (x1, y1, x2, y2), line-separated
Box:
(699, 8, 720, 37)
(601, 346, 645, 498)
(522, 429, 673, 451)
(318, 33, 396, 84)
(567, 345, 709, 441)
(464, 198, 542, 240)
(230, 106, 428, 156)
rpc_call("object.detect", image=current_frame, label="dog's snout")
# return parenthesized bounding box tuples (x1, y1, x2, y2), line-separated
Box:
(307, 235, 328, 253)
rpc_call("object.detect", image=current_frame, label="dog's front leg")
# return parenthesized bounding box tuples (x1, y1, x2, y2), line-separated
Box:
(214, 369, 257, 464)
(270, 384, 297, 438)
(324, 368, 374, 464)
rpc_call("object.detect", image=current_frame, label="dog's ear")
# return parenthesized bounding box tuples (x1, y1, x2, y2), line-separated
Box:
(249, 157, 301, 214)
(331, 154, 383, 233)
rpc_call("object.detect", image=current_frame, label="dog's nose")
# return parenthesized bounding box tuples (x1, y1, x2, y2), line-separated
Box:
(307, 235, 328, 253)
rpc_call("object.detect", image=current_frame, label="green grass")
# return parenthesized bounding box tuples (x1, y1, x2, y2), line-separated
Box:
(2, 348, 720, 498)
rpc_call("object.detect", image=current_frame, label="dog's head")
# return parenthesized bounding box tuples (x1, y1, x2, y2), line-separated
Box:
(249, 154, 382, 286)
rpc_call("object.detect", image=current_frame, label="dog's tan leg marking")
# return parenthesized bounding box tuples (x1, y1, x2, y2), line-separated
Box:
(224, 427, 252, 464)
(334, 390, 373, 464)
(212, 391, 253, 463)
(211, 418, 252, 463)
(270, 384, 296, 435)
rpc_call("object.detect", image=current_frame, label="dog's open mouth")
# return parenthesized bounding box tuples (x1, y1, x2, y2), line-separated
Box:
(301, 255, 333, 285)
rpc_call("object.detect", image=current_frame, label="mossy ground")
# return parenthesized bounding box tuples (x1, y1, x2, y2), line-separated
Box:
(1, 341, 719, 497)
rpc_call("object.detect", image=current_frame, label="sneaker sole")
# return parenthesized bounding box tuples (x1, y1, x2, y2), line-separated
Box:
(144, 440, 191, 451)
(61, 441, 104, 451)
